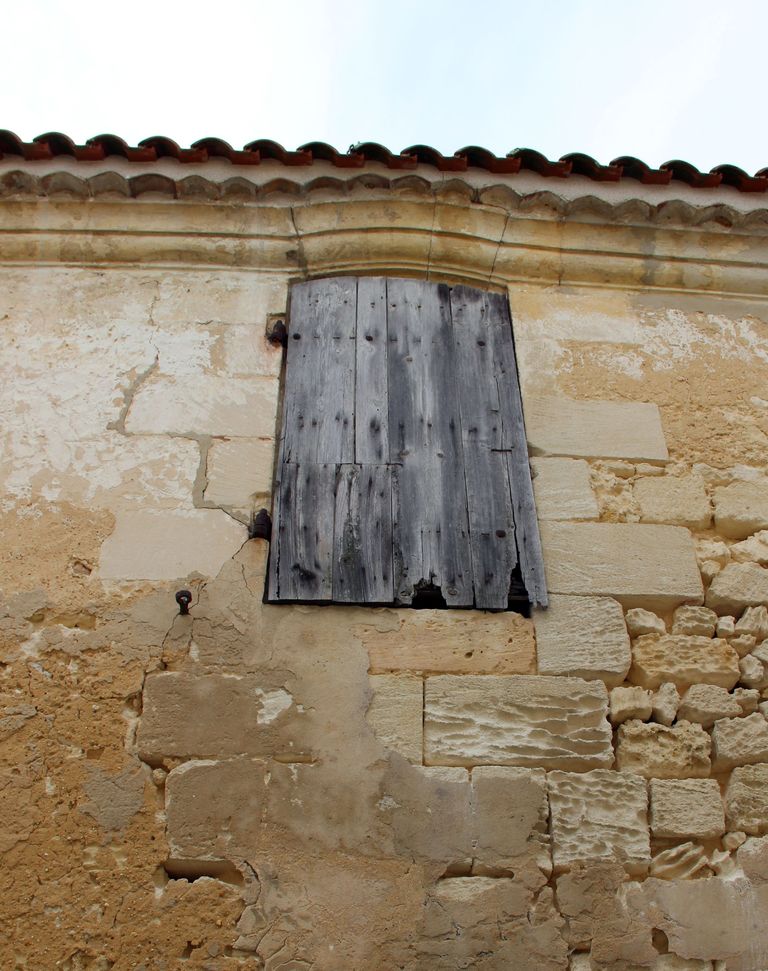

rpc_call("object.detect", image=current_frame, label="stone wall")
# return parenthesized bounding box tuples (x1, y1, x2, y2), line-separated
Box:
(2, 173, 768, 969)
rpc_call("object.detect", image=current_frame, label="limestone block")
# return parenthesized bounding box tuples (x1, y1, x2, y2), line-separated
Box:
(696, 538, 730, 566)
(203, 439, 274, 507)
(615, 721, 711, 779)
(424, 675, 612, 770)
(98, 509, 248, 580)
(530, 457, 598, 520)
(734, 688, 761, 715)
(731, 634, 758, 657)
(736, 605, 768, 640)
(652, 683, 681, 727)
(547, 769, 650, 874)
(724, 831, 747, 850)
(706, 563, 768, 615)
(604, 459, 636, 477)
(366, 675, 423, 763)
(534, 594, 630, 686)
(726, 764, 768, 834)
(610, 686, 653, 725)
(731, 530, 768, 566)
(359, 608, 535, 675)
(649, 779, 725, 840)
(739, 654, 768, 690)
(714, 480, 768, 540)
(700, 560, 721, 585)
(678, 685, 745, 727)
(525, 397, 668, 462)
(671, 606, 718, 638)
(635, 476, 711, 531)
(626, 608, 667, 637)
(126, 374, 279, 438)
(629, 634, 740, 690)
(540, 522, 703, 612)
(712, 712, 768, 771)
(737, 834, 768, 883)
(716, 616, 736, 638)
(137, 672, 297, 762)
(648, 843, 710, 880)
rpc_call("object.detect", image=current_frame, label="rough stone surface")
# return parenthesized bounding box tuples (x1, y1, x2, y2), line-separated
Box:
(649, 779, 725, 840)
(424, 675, 612, 769)
(731, 530, 768, 565)
(739, 653, 768, 689)
(534, 594, 631, 686)
(635, 475, 711, 530)
(648, 842, 711, 880)
(671, 606, 718, 637)
(203, 438, 274, 508)
(737, 835, 768, 883)
(525, 396, 668, 461)
(531, 457, 599, 520)
(712, 712, 768, 770)
(547, 769, 650, 874)
(540, 522, 703, 612)
(626, 608, 667, 638)
(716, 615, 737, 638)
(615, 720, 712, 779)
(652, 682, 680, 726)
(677, 684, 744, 727)
(366, 675, 423, 763)
(629, 634, 740, 690)
(726, 764, 768, 834)
(610, 686, 653, 725)
(706, 562, 768, 614)
(736, 605, 768, 639)
(714, 480, 768, 540)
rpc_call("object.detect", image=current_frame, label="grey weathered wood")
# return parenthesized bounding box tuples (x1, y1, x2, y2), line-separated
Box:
(355, 277, 389, 463)
(333, 464, 393, 603)
(387, 278, 473, 606)
(450, 285, 518, 609)
(281, 277, 357, 465)
(273, 462, 336, 601)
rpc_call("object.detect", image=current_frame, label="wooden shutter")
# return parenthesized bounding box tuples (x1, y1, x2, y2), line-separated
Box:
(267, 276, 547, 609)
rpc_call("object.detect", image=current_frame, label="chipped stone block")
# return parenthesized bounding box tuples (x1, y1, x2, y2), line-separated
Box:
(712, 713, 768, 771)
(714, 481, 768, 540)
(716, 616, 736, 638)
(652, 683, 681, 727)
(531, 457, 599, 520)
(734, 688, 761, 715)
(736, 605, 768, 640)
(424, 675, 612, 770)
(534, 594, 630, 686)
(649, 842, 710, 880)
(678, 685, 745, 727)
(540, 522, 703, 613)
(629, 634, 740, 690)
(610, 686, 653, 725)
(547, 769, 649, 874)
(737, 834, 768, 883)
(739, 654, 768, 690)
(203, 439, 274, 507)
(731, 530, 768, 566)
(525, 397, 668, 462)
(98, 509, 248, 580)
(366, 675, 423, 763)
(615, 720, 711, 779)
(649, 779, 725, 840)
(137, 672, 297, 762)
(700, 560, 721, 586)
(731, 634, 757, 657)
(604, 459, 636, 477)
(726, 764, 768, 835)
(706, 563, 768, 615)
(696, 538, 730, 566)
(626, 608, 667, 637)
(672, 606, 718, 637)
(635, 476, 711, 531)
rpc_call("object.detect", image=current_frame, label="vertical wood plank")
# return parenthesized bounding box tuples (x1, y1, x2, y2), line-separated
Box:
(332, 465, 393, 603)
(281, 277, 357, 465)
(450, 285, 518, 610)
(274, 462, 336, 601)
(355, 278, 389, 464)
(387, 278, 473, 606)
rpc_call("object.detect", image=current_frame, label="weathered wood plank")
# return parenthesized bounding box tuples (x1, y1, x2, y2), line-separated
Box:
(281, 277, 357, 465)
(273, 462, 336, 601)
(485, 291, 548, 606)
(355, 277, 389, 464)
(450, 285, 518, 610)
(387, 278, 473, 606)
(333, 464, 393, 603)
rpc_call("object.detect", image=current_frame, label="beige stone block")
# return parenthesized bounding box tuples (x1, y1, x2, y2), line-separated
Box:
(737, 834, 768, 883)
(629, 634, 739, 690)
(204, 438, 274, 508)
(696, 538, 730, 566)
(525, 397, 668, 462)
(125, 373, 279, 437)
(671, 606, 718, 637)
(712, 712, 768, 771)
(626, 608, 667, 637)
(547, 769, 649, 874)
(366, 675, 423, 763)
(534, 594, 630, 687)
(732, 634, 758, 657)
(705, 563, 768, 615)
(731, 530, 768, 566)
(98, 509, 248, 580)
(540, 522, 703, 612)
(736, 605, 768, 639)
(739, 654, 768, 690)
(530, 457, 598, 520)
(137, 672, 297, 762)
(424, 675, 612, 770)
(678, 684, 745, 727)
(649, 779, 725, 840)
(610, 686, 653, 725)
(652, 683, 680, 726)
(635, 476, 711, 530)
(648, 842, 710, 880)
(358, 609, 535, 675)
(716, 615, 737, 638)
(726, 764, 768, 834)
(615, 720, 711, 779)
(714, 480, 768, 540)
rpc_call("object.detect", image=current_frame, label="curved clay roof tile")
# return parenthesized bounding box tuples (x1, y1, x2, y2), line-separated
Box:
(456, 146, 521, 173)
(402, 145, 467, 171)
(610, 156, 672, 184)
(510, 148, 571, 177)
(560, 153, 622, 181)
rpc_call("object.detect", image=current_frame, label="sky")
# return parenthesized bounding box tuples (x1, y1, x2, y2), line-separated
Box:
(3, 0, 766, 173)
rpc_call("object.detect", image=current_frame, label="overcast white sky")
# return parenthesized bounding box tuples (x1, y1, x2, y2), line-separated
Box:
(3, 0, 766, 173)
